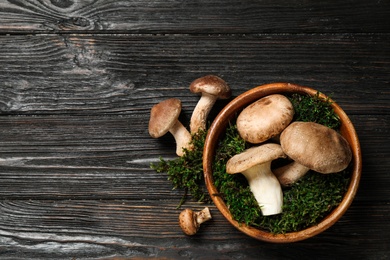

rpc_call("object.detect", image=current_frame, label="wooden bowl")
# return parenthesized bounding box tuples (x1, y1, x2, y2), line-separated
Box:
(203, 82, 362, 243)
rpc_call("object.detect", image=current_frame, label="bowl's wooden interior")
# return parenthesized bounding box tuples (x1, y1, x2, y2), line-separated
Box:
(203, 83, 362, 243)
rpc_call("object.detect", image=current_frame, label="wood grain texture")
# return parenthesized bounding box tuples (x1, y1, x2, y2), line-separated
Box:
(0, 0, 388, 33)
(0, 200, 388, 259)
(0, 34, 389, 115)
(0, 0, 389, 258)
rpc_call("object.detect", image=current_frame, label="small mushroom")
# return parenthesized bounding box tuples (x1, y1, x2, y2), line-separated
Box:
(189, 75, 231, 134)
(274, 121, 353, 186)
(179, 207, 212, 235)
(148, 98, 192, 157)
(236, 94, 294, 144)
(226, 143, 286, 216)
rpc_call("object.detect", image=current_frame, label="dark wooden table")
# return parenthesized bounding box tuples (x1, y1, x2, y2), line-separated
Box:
(0, 1, 389, 259)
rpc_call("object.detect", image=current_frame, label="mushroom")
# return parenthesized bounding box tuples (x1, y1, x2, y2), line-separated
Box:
(236, 94, 294, 144)
(179, 207, 212, 235)
(226, 143, 286, 216)
(274, 121, 353, 186)
(189, 75, 231, 134)
(148, 98, 193, 157)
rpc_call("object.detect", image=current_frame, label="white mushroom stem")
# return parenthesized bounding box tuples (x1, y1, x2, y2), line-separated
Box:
(241, 161, 283, 216)
(273, 161, 310, 187)
(195, 207, 212, 224)
(169, 120, 193, 157)
(190, 93, 217, 134)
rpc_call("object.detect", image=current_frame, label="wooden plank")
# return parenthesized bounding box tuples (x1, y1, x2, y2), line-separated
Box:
(0, 1, 387, 259)
(0, 200, 388, 259)
(0, 0, 388, 33)
(0, 34, 389, 115)
(0, 114, 388, 201)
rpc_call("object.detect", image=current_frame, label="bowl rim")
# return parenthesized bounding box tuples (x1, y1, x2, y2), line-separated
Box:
(203, 82, 362, 243)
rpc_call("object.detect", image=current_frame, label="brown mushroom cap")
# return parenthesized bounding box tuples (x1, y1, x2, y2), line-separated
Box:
(236, 94, 294, 144)
(226, 143, 286, 174)
(148, 98, 182, 138)
(189, 75, 231, 99)
(179, 209, 198, 235)
(280, 121, 352, 174)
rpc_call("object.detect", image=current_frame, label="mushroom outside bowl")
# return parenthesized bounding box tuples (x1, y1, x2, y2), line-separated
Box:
(203, 82, 362, 243)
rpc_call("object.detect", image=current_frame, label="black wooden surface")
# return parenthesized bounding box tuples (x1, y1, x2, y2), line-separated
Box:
(0, 1, 389, 259)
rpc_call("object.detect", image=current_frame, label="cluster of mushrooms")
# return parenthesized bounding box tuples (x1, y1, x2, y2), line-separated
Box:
(227, 94, 352, 216)
(149, 75, 353, 235)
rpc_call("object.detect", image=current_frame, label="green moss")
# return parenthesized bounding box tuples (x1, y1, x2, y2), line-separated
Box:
(150, 130, 210, 207)
(289, 92, 341, 130)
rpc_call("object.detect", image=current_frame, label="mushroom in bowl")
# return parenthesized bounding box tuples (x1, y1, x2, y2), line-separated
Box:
(202, 82, 362, 243)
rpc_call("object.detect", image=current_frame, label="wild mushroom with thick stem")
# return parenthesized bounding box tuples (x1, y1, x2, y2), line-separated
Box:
(148, 98, 192, 157)
(226, 143, 286, 216)
(189, 75, 231, 134)
(236, 94, 294, 144)
(179, 207, 212, 235)
(274, 121, 352, 186)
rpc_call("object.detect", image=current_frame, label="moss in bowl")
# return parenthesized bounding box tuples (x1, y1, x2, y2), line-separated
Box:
(203, 82, 362, 243)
